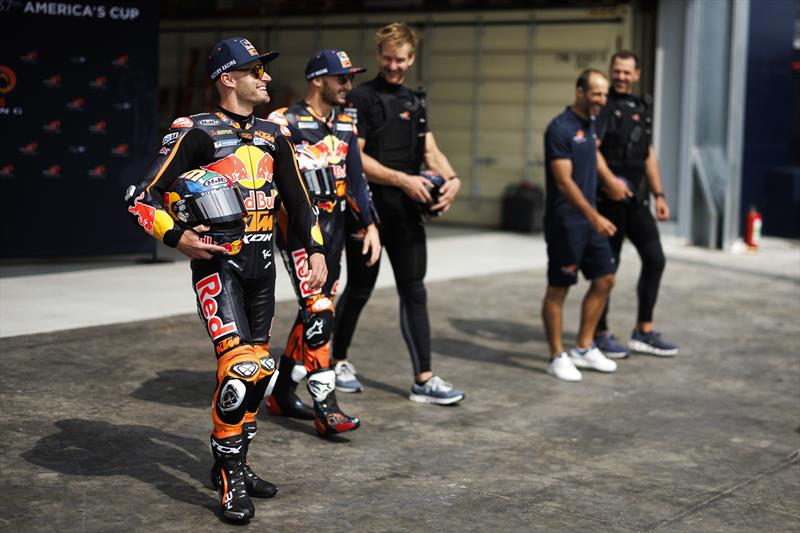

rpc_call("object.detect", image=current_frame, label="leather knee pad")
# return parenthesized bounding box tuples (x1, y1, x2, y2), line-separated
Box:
(212, 345, 262, 437)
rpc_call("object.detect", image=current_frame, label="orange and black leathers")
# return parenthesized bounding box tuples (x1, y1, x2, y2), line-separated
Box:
(268, 103, 372, 374)
(125, 107, 324, 438)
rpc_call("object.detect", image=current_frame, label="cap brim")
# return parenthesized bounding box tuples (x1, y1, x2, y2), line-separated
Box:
(325, 66, 367, 77)
(258, 51, 280, 64)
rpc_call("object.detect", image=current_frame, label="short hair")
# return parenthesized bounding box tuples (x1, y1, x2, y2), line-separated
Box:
(611, 50, 640, 69)
(576, 68, 607, 91)
(375, 22, 418, 54)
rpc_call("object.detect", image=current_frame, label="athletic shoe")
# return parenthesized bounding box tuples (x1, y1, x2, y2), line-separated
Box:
(409, 375, 465, 405)
(628, 330, 679, 357)
(595, 332, 628, 359)
(569, 345, 617, 372)
(547, 352, 582, 382)
(334, 360, 364, 393)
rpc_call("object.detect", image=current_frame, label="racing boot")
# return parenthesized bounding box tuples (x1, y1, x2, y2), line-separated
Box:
(265, 355, 314, 420)
(240, 422, 277, 498)
(307, 369, 361, 436)
(210, 434, 255, 523)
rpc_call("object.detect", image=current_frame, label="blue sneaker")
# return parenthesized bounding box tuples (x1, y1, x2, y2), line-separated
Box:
(595, 332, 629, 359)
(628, 330, 679, 357)
(409, 375, 465, 405)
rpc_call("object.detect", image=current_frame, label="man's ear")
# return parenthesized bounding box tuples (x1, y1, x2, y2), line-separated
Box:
(218, 72, 237, 89)
(407, 52, 416, 68)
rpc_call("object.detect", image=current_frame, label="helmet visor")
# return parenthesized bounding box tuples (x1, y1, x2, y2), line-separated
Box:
(190, 186, 246, 225)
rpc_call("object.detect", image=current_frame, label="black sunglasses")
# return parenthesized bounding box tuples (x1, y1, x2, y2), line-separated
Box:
(334, 73, 355, 85)
(232, 64, 265, 79)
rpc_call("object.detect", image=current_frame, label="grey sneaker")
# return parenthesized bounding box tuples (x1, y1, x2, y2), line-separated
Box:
(333, 361, 364, 393)
(409, 375, 465, 405)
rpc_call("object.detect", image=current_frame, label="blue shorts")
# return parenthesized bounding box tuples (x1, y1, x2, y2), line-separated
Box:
(545, 218, 615, 287)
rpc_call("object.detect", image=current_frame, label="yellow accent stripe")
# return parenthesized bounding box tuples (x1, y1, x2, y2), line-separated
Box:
(145, 132, 185, 192)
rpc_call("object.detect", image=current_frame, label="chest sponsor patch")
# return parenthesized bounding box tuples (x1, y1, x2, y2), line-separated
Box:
(214, 139, 240, 148)
(197, 119, 220, 126)
(298, 122, 318, 129)
(335, 123, 353, 131)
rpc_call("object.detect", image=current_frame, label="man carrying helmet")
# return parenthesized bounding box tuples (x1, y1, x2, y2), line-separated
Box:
(332, 23, 465, 404)
(124, 37, 326, 523)
(264, 49, 380, 435)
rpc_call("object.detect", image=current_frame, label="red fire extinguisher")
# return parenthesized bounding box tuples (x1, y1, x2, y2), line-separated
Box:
(745, 207, 762, 249)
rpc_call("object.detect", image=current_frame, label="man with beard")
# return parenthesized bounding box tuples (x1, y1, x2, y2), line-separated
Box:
(332, 23, 465, 404)
(265, 49, 380, 434)
(125, 37, 326, 522)
(593, 51, 679, 358)
(541, 68, 618, 382)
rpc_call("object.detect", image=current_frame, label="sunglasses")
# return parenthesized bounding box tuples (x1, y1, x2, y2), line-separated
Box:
(334, 73, 355, 85)
(232, 64, 265, 79)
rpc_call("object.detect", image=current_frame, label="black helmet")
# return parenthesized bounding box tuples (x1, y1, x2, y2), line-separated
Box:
(165, 168, 246, 255)
(418, 171, 446, 219)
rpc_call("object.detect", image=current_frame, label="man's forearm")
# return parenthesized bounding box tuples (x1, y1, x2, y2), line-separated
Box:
(645, 146, 664, 195)
(555, 176, 599, 223)
(596, 150, 618, 189)
(360, 149, 407, 187)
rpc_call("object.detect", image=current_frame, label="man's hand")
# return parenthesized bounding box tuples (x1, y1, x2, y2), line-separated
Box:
(591, 213, 617, 237)
(361, 223, 381, 267)
(431, 177, 461, 213)
(603, 177, 633, 202)
(400, 174, 433, 203)
(175, 225, 227, 260)
(306, 252, 328, 290)
(654, 196, 670, 221)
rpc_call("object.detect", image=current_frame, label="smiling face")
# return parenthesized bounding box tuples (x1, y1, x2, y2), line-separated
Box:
(576, 72, 609, 118)
(377, 42, 415, 86)
(609, 57, 640, 95)
(320, 74, 354, 107)
(228, 61, 271, 107)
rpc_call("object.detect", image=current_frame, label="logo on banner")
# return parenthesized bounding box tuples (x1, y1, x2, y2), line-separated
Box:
(89, 120, 108, 134)
(42, 74, 62, 88)
(66, 97, 85, 111)
(0, 165, 14, 177)
(89, 76, 108, 89)
(42, 164, 62, 178)
(88, 165, 107, 178)
(112, 55, 130, 68)
(111, 143, 129, 157)
(68, 145, 87, 154)
(19, 142, 37, 156)
(69, 55, 88, 64)
(20, 51, 38, 64)
(0, 66, 17, 94)
(43, 119, 62, 133)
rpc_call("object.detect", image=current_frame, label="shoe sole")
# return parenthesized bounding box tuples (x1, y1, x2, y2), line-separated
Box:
(569, 357, 617, 373)
(336, 383, 364, 393)
(547, 368, 582, 382)
(602, 351, 629, 359)
(628, 340, 678, 357)
(408, 392, 465, 405)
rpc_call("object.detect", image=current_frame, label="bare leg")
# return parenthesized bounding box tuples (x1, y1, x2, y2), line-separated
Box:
(542, 285, 569, 358)
(577, 274, 615, 348)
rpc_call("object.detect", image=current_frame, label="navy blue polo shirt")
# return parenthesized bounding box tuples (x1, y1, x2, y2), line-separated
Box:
(544, 107, 598, 225)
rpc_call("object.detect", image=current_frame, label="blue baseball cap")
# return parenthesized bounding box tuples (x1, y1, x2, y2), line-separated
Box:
(305, 49, 366, 80)
(208, 37, 279, 81)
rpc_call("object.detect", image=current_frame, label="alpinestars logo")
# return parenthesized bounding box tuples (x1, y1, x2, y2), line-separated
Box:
(306, 319, 324, 339)
(308, 377, 333, 401)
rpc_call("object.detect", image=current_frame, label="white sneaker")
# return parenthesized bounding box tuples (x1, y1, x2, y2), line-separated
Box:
(547, 353, 583, 382)
(569, 345, 617, 373)
(333, 360, 364, 393)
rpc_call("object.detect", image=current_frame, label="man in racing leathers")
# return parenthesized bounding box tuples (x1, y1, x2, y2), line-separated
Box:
(124, 37, 326, 524)
(265, 49, 380, 435)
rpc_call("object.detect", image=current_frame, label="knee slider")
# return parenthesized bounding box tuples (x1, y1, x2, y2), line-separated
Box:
(303, 309, 334, 349)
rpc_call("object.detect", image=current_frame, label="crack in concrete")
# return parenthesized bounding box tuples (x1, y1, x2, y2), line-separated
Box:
(647, 448, 800, 531)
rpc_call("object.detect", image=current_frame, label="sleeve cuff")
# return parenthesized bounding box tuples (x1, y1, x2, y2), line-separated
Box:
(163, 227, 185, 248)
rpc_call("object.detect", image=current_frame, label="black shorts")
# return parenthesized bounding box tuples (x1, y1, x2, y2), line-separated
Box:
(545, 218, 615, 287)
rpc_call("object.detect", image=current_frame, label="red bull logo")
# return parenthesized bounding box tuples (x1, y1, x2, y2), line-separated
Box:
(89, 76, 108, 89)
(111, 143, 130, 157)
(42, 164, 61, 178)
(128, 191, 156, 234)
(20, 51, 38, 64)
(0, 164, 14, 177)
(112, 55, 130, 68)
(296, 135, 349, 170)
(43, 74, 62, 88)
(203, 146, 273, 189)
(66, 97, 85, 111)
(43, 120, 62, 133)
(196, 273, 238, 340)
(19, 141, 37, 155)
(88, 165, 107, 178)
(89, 120, 107, 134)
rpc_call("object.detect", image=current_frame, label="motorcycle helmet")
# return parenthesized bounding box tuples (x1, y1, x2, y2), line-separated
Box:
(418, 170, 446, 219)
(165, 168, 246, 255)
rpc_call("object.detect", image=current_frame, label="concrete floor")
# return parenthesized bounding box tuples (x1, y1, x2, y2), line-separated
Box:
(1, 234, 799, 532)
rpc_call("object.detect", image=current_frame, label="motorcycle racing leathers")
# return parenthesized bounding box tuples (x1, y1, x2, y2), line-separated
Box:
(265, 103, 373, 435)
(125, 107, 324, 475)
